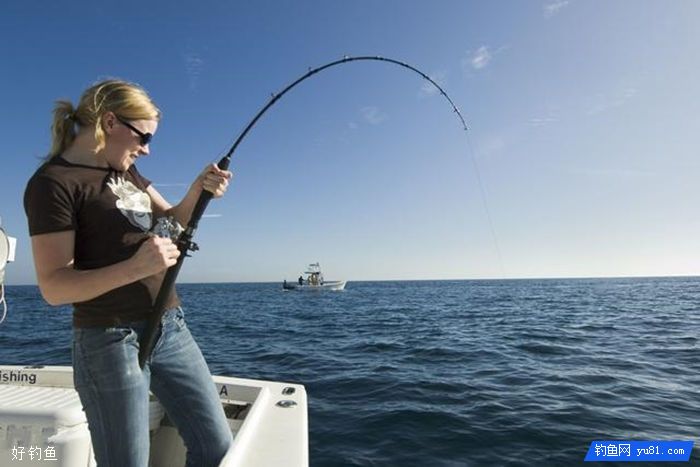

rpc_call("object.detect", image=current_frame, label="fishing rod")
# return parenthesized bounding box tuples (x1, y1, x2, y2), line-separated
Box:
(138, 55, 482, 368)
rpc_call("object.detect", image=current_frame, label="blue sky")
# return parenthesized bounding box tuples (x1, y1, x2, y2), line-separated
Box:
(1, 1, 699, 284)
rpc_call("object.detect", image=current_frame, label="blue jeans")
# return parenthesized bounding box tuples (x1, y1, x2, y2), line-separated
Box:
(72, 308, 233, 467)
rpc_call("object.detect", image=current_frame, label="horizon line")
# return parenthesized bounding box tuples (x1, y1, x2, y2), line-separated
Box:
(7, 273, 700, 287)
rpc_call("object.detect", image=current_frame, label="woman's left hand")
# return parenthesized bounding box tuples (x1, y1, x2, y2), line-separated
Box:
(198, 163, 233, 198)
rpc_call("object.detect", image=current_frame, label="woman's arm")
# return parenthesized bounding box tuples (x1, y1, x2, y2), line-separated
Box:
(31, 230, 179, 306)
(147, 163, 232, 226)
(32, 164, 231, 306)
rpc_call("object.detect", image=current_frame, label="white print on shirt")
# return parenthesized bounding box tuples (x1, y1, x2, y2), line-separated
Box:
(107, 176, 152, 231)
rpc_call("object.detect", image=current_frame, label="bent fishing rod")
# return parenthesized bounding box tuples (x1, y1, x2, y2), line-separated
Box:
(138, 55, 477, 368)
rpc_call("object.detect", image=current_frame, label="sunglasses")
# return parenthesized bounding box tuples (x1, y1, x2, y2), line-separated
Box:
(115, 116, 153, 146)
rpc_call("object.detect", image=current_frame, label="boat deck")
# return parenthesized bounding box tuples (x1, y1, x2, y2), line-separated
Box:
(0, 365, 307, 466)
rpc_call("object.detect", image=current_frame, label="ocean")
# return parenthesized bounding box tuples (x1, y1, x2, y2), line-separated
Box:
(1, 277, 699, 466)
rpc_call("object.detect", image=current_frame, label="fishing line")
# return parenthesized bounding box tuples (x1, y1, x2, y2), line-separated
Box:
(465, 135, 505, 277)
(139, 55, 503, 367)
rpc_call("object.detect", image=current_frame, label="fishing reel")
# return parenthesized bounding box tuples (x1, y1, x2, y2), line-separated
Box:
(151, 216, 184, 242)
(150, 216, 199, 256)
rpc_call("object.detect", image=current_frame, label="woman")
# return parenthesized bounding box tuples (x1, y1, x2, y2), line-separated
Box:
(24, 79, 234, 466)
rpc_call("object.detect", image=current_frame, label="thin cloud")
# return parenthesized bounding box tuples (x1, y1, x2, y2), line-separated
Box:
(528, 108, 560, 127)
(202, 214, 223, 219)
(461, 45, 509, 74)
(528, 116, 559, 127)
(586, 87, 638, 116)
(569, 167, 655, 179)
(544, 0, 570, 18)
(360, 106, 388, 125)
(471, 46, 492, 70)
(152, 183, 189, 188)
(420, 70, 447, 97)
(184, 51, 204, 90)
(476, 134, 506, 159)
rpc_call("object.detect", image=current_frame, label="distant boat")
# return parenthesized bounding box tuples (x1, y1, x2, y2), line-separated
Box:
(283, 263, 346, 291)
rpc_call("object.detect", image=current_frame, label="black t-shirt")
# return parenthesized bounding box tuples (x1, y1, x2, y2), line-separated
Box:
(24, 156, 180, 327)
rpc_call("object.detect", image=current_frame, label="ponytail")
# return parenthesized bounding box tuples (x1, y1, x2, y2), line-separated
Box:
(48, 100, 77, 158)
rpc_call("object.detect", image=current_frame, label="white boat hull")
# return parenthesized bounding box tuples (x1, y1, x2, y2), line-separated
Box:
(285, 280, 346, 291)
(0, 365, 308, 467)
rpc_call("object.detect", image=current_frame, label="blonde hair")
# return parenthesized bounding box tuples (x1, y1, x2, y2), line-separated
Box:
(48, 79, 161, 158)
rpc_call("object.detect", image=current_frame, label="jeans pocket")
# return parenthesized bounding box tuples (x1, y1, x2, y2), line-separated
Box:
(77, 327, 137, 354)
(74, 326, 141, 389)
(105, 326, 138, 345)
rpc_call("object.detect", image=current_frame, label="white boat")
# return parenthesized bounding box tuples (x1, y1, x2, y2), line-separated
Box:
(283, 262, 347, 291)
(0, 225, 309, 467)
(0, 365, 308, 466)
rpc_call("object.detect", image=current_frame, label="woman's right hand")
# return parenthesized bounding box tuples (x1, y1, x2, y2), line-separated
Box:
(131, 236, 181, 277)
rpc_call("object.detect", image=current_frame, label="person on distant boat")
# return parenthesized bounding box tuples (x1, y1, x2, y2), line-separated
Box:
(298, 275, 304, 285)
(23, 80, 233, 467)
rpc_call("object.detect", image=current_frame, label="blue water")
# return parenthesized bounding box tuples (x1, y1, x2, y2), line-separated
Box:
(2, 278, 699, 466)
